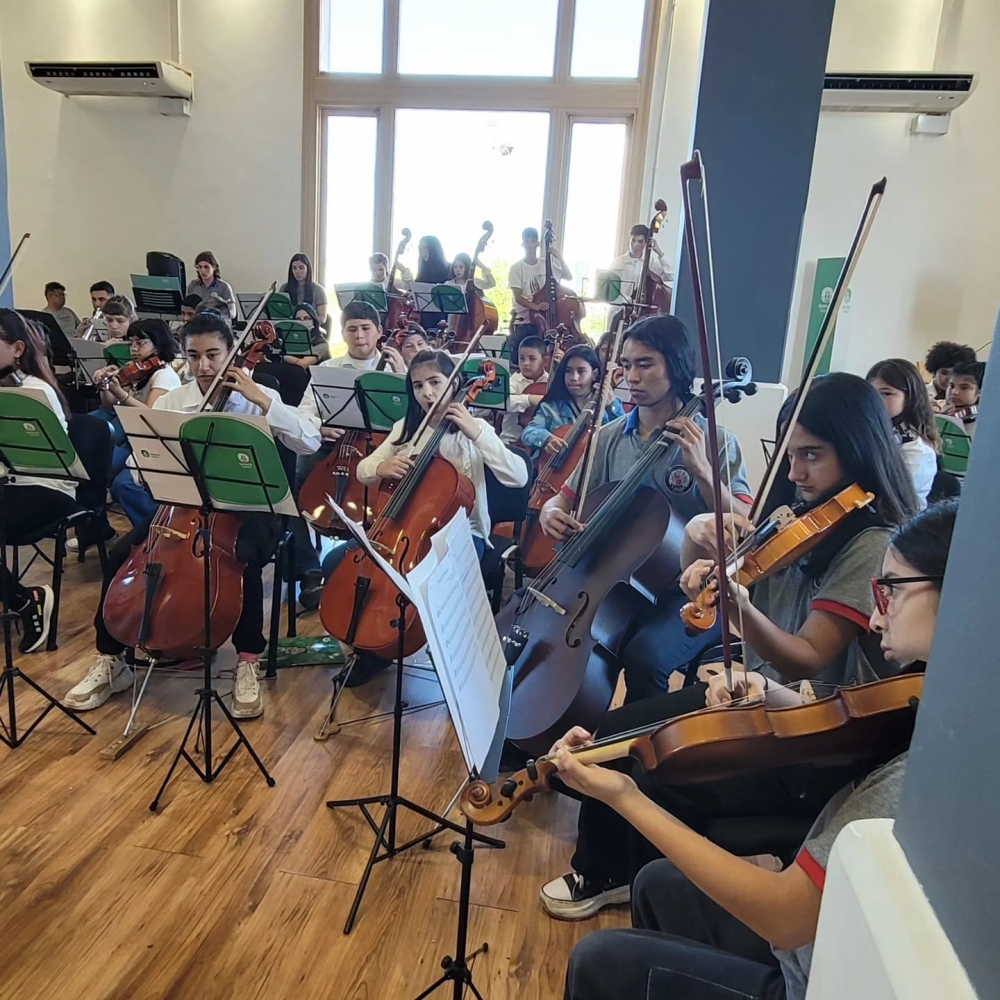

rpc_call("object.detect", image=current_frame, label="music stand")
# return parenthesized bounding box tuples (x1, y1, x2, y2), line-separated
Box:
(131, 274, 183, 318)
(0, 386, 97, 748)
(273, 320, 318, 361)
(409, 283, 468, 320)
(334, 283, 389, 314)
(118, 407, 298, 810)
(265, 292, 295, 320)
(478, 335, 508, 359)
(355, 371, 409, 431)
(323, 503, 505, 958)
(459, 358, 510, 412)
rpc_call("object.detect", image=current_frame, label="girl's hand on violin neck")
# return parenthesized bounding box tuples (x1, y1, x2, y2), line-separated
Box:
(554, 747, 636, 806)
(320, 426, 346, 442)
(543, 435, 567, 456)
(705, 670, 765, 708)
(376, 455, 414, 480)
(224, 367, 272, 413)
(679, 559, 715, 602)
(549, 726, 593, 756)
(445, 402, 481, 440)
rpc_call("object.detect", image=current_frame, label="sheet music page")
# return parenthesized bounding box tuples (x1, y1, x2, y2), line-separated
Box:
(407, 509, 504, 773)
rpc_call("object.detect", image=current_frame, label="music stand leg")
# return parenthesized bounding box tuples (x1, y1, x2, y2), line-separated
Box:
(326, 594, 503, 935)
(149, 507, 275, 811)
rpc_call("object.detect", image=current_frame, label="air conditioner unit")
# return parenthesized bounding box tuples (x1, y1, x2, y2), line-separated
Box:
(25, 60, 193, 102)
(822, 73, 974, 114)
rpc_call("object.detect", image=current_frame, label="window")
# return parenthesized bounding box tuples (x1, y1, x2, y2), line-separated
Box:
(398, 0, 559, 77)
(307, 0, 662, 329)
(562, 122, 629, 337)
(322, 115, 378, 315)
(571, 0, 647, 79)
(321, 0, 384, 74)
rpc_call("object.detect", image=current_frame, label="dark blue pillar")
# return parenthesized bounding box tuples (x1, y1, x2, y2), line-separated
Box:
(674, 0, 835, 383)
(0, 64, 11, 308)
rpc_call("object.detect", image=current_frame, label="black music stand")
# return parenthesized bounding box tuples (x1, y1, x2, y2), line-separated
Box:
(117, 409, 290, 809)
(0, 392, 97, 748)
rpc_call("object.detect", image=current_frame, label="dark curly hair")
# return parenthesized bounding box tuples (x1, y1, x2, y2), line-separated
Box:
(925, 341, 976, 374)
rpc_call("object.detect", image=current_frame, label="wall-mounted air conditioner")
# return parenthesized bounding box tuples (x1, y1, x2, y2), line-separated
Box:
(25, 61, 193, 115)
(822, 73, 974, 114)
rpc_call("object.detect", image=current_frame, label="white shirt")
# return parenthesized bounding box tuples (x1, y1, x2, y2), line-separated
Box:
(609, 251, 673, 294)
(134, 364, 182, 404)
(152, 378, 321, 456)
(5, 375, 76, 497)
(357, 416, 528, 540)
(501, 370, 548, 444)
(508, 258, 565, 322)
(900, 435, 938, 511)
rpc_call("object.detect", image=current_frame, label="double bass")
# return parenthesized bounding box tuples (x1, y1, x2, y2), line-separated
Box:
(499, 358, 755, 757)
(103, 294, 277, 659)
(385, 228, 417, 333)
(451, 221, 499, 349)
(625, 199, 672, 322)
(320, 341, 494, 658)
(523, 220, 586, 344)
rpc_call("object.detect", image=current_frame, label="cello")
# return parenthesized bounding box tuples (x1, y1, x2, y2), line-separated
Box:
(319, 334, 494, 658)
(499, 357, 755, 758)
(451, 221, 499, 349)
(524, 220, 586, 343)
(103, 292, 278, 659)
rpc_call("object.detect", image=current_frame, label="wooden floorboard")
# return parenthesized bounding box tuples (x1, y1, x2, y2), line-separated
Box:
(0, 532, 628, 999)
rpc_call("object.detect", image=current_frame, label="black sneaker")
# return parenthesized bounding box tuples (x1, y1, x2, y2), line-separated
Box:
(297, 570, 324, 612)
(539, 872, 630, 920)
(17, 585, 54, 653)
(343, 652, 392, 688)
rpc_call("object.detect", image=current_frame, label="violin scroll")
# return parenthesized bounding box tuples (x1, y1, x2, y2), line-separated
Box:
(459, 759, 556, 825)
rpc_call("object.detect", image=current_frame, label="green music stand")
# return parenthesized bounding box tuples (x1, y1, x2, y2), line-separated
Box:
(103, 342, 133, 367)
(356, 371, 408, 432)
(0, 387, 96, 747)
(936, 415, 972, 476)
(266, 292, 295, 320)
(273, 320, 316, 359)
(460, 359, 510, 411)
(334, 284, 389, 314)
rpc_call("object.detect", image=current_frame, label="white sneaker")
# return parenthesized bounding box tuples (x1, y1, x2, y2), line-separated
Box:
(66, 537, 80, 552)
(64, 653, 133, 711)
(231, 658, 263, 718)
(539, 872, 630, 921)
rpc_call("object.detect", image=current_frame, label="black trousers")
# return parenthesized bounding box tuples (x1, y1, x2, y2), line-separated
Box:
(95, 514, 279, 657)
(0, 485, 79, 608)
(566, 685, 863, 887)
(565, 859, 785, 1000)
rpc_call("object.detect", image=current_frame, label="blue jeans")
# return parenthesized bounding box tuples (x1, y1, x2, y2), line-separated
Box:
(97, 411, 158, 526)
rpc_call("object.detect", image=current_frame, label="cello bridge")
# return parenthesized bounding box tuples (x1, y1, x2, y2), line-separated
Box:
(149, 524, 191, 542)
(527, 587, 567, 615)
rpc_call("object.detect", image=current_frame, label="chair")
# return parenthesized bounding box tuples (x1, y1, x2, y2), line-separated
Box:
(927, 468, 961, 504)
(481, 447, 533, 614)
(6, 413, 114, 650)
(254, 362, 310, 407)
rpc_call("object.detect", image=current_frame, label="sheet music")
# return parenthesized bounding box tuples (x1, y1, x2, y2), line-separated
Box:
(308, 365, 368, 430)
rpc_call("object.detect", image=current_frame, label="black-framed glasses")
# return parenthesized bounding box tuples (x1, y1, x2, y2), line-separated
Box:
(871, 576, 943, 615)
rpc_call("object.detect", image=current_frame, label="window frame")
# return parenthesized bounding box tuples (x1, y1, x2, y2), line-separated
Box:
(302, 0, 666, 285)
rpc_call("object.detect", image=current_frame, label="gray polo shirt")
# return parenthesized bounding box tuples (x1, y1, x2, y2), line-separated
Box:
(562, 408, 753, 524)
(186, 277, 236, 309)
(747, 525, 892, 688)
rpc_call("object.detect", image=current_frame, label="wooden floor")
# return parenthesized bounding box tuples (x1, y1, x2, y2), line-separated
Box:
(0, 527, 628, 1000)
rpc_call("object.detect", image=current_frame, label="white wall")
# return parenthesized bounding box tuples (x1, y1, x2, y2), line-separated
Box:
(0, 0, 304, 313)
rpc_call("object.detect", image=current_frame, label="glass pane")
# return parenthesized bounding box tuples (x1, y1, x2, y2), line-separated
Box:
(562, 122, 629, 339)
(571, 0, 646, 78)
(321, 0, 383, 74)
(399, 0, 557, 77)
(323, 115, 378, 335)
(392, 110, 550, 328)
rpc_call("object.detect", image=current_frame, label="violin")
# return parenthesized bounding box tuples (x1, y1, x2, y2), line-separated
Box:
(103, 292, 277, 658)
(98, 355, 166, 391)
(460, 672, 922, 825)
(679, 484, 875, 633)
(452, 221, 499, 349)
(499, 358, 755, 757)
(319, 338, 494, 658)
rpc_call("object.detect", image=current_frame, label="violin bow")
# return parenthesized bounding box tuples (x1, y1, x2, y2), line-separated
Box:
(196, 281, 277, 411)
(680, 152, 741, 687)
(749, 178, 886, 526)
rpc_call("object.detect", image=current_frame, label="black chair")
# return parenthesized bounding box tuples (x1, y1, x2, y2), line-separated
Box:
(481, 447, 533, 614)
(6, 413, 114, 650)
(927, 468, 961, 505)
(254, 362, 310, 407)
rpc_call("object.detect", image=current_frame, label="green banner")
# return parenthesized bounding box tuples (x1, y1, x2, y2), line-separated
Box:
(802, 257, 849, 379)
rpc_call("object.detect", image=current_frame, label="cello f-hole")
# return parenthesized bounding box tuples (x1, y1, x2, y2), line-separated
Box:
(565, 591, 590, 648)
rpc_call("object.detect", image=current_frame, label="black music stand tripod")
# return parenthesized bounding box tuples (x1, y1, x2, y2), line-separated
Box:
(142, 423, 277, 810)
(326, 591, 504, 938)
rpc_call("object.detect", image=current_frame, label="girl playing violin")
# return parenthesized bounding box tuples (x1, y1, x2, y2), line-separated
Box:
(356, 349, 528, 561)
(62, 312, 321, 719)
(561, 498, 957, 1000)
(867, 358, 939, 510)
(88, 319, 182, 534)
(520, 344, 624, 458)
(539, 372, 917, 922)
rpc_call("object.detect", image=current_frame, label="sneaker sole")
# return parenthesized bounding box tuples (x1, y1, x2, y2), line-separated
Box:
(21, 586, 55, 654)
(64, 668, 133, 711)
(230, 701, 263, 719)
(539, 884, 631, 921)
